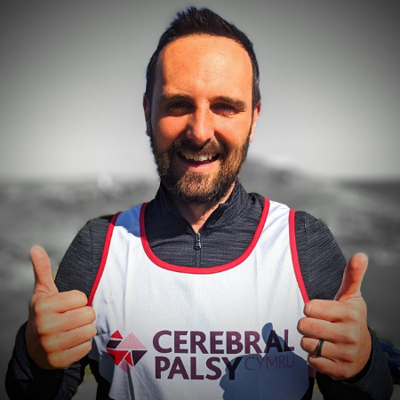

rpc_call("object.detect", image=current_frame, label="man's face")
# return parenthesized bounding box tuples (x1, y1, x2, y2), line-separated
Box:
(144, 35, 260, 205)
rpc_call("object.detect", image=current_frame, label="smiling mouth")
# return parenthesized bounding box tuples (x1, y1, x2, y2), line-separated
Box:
(179, 151, 220, 164)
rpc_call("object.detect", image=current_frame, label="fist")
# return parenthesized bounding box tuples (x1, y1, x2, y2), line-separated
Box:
(26, 246, 97, 369)
(297, 253, 371, 380)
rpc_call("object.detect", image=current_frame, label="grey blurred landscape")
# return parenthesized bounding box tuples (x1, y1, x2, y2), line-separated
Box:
(1, 161, 399, 399)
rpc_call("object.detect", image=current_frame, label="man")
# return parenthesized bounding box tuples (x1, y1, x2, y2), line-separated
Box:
(6, 7, 392, 400)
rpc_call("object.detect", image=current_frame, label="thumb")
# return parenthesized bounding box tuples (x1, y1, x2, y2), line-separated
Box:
(334, 253, 368, 301)
(30, 246, 58, 296)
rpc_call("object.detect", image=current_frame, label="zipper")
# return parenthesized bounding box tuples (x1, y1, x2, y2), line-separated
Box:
(194, 232, 202, 250)
(194, 232, 202, 267)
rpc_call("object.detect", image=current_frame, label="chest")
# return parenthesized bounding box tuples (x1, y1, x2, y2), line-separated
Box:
(88, 202, 312, 399)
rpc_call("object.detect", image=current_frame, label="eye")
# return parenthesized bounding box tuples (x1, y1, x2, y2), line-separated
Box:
(166, 101, 193, 116)
(211, 103, 238, 115)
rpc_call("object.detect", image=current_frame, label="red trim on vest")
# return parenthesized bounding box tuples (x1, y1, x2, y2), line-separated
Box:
(140, 198, 270, 274)
(289, 209, 310, 303)
(88, 213, 120, 306)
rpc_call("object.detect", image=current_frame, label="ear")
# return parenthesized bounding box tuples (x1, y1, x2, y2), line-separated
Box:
(249, 102, 261, 143)
(143, 94, 151, 137)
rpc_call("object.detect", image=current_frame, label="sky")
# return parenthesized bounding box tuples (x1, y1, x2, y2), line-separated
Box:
(1, 0, 399, 182)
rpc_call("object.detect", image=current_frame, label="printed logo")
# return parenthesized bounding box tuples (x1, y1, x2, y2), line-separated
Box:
(153, 329, 295, 380)
(106, 330, 147, 373)
(105, 327, 297, 379)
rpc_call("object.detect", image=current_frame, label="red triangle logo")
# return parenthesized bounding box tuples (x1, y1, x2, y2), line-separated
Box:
(125, 351, 133, 367)
(107, 349, 128, 366)
(111, 330, 123, 339)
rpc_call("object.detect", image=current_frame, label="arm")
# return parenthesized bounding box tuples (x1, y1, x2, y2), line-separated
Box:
(6, 217, 110, 400)
(295, 211, 393, 399)
(6, 322, 88, 400)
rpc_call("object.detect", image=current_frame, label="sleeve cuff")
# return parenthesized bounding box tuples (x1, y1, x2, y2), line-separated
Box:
(341, 328, 393, 398)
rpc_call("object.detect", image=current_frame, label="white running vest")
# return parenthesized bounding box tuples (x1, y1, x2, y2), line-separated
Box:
(88, 199, 313, 400)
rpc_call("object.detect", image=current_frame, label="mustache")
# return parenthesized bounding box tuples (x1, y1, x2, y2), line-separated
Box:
(168, 139, 228, 158)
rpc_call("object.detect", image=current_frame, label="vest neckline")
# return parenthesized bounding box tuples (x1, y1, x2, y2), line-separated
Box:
(139, 198, 270, 274)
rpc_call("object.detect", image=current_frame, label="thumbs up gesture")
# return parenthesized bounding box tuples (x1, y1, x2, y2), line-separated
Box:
(297, 254, 372, 380)
(26, 246, 97, 370)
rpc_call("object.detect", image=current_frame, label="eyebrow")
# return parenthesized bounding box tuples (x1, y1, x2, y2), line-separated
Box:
(214, 96, 247, 111)
(156, 93, 247, 111)
(156, 93, 192, 106)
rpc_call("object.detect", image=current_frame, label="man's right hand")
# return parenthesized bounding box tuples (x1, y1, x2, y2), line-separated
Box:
(26, 246, 97, 370)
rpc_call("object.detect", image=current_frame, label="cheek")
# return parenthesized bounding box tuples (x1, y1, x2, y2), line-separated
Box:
(153, 117, 186, 147)
(217, 120, 252, 148)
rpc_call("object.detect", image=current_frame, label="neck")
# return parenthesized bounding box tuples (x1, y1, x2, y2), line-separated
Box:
(169, 184, 235, 233)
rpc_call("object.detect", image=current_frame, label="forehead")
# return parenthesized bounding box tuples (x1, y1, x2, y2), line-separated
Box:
(154, 35, 253, 99)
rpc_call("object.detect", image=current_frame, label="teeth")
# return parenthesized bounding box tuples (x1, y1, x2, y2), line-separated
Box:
(181, 152, 214, 162)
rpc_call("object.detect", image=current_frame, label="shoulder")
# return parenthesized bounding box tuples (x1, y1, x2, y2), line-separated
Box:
(54, 215, 115, 297)
(294, 211, 347, 300)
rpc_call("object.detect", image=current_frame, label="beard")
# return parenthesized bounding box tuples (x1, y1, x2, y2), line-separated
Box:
(149, 126, 251, 207)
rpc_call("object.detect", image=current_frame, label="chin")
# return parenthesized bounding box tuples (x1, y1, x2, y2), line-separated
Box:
(165, 170, 236, 206)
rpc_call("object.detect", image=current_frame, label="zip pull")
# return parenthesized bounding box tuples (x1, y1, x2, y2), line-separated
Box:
(194, 232, 201, 250)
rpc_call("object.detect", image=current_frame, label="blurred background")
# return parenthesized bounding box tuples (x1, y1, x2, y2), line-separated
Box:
(1, 1, 399, 398)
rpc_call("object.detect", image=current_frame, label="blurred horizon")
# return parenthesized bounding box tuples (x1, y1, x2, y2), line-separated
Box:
(1, 155, 400, 185)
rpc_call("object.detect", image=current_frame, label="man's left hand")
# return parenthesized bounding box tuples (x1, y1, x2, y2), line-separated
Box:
(297, 253, 371, 380)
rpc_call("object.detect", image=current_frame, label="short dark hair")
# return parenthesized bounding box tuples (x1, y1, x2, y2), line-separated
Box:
(145, 7, 260, 109)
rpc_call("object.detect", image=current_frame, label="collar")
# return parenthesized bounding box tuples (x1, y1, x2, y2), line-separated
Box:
(150, 180, 251, 233)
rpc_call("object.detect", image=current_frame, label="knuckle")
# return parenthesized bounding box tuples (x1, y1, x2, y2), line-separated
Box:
(40, 334, 56, 353)
(85, 307, 96, 322)
(35, 314, 57, 337)
(338, 327, 358, 345)
(46, 352, 58, 368)
(333, 361, 357, 380)
(307, 354, 320, 371)
(300, 337, 309, 352)
(73, 330, 86, 344)
(36, 324, 47, 337)
(304, 300, 318, 316)
(72, 290, 88, 305)
(346, 307, 360, 322)
(47, 352, 68, 369)
(83, 340, 93, 353)
(34, 298, 50, 315)
(75, 308, 91, 324)
(304, 302, 312, 316)
(342, 346, 358, 363)
(89, 323, 97, 338)
(336, 364, 351, 380)
(75, 341, 93, 360)
(75, 325, 96, 343)
(297, 318, 306, 333)
(346, 329, 359, 345)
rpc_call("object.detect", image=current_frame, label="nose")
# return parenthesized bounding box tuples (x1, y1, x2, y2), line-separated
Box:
(186, 107, 214, 145)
